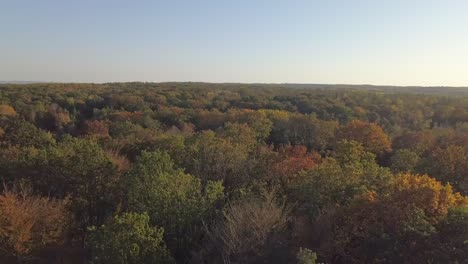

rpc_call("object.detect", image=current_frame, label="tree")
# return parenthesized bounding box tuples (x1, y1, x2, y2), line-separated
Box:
(5, 136, 120, 238)
(391, 173, 467, 219)
(43, 104, 72, 132)
(294, 140, 393, 219)
(87, 212, 173, 264)
(0, 104, 17, 117)
(226, 109, 273, 142)
(36, 136, 120, 238)
(192, 109, 226, 130)
(392, 130, 435, 155)
(218, 122, 257, 151)
(390, 149, 420, 173)
(317, 173, 468, 263)
(422, 145, 468, 194)
(82, 120, 110, 139)
(434, 206, 468, 263)
(0, 183, 69, 258)
(205, 191, 291, 263)
(296, 248, 318, 264)
(184, 131, 250, 191)
(124, 151, 224, 259)
(337, 120, 391, 155)
(269, 114, 337, 151)
(270, 145, 320, 185)
(2, 118, 55, 148)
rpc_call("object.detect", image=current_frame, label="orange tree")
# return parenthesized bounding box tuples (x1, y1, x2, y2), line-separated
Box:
(337, 120, 391, 156)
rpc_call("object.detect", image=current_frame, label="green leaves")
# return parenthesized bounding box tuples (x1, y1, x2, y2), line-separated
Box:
(3, 118, 55, 148)
(294, 140, 392, 219)
(296, 248, 318, 264)
(124, 151, 224, 255)
(87, 212, 173, 264)
(390, 149, 420, 173)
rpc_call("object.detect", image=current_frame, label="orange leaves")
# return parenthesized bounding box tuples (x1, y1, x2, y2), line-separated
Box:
(0, 104, 16, 116)
(338, 120, 391, 155)
(320, 173, 468, 262)
(272, 145, 320, 184)
(340, 173, 467, 237)
(82, 120, 110, 138)
(0, 184, 69, 256)
(393, 173, 467, 218)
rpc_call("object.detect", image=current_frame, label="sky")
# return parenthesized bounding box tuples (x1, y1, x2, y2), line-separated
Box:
(1, 0, 468, 86)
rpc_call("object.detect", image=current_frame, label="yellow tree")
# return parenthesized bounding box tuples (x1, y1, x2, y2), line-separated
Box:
(0, 104, 16, 116)
(319, 173, 467, 263)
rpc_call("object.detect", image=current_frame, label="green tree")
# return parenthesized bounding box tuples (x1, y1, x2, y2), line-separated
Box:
(51, 136, 120, 232)
(423, 145, 468, 194)
(390, 149, 420, 173)
(296, 248, 318, 264)
(0, 135, 119, 238)
(2, 118, 55, 148)
(294, 140, 393, 219)
(218, 122, 257, 151)
(434, 206, 468, 263)
(227, 109, 273, 142)
(124, 151, 224, 258)
(184, 131, 250, 191)
(269, 114, 337, 151)
(87, 212, 173, 264)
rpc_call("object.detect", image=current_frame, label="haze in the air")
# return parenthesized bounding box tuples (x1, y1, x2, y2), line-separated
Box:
(1, 0, 468, 86)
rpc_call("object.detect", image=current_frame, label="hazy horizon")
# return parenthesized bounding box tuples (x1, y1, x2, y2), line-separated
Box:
(2, 0, 468, 86)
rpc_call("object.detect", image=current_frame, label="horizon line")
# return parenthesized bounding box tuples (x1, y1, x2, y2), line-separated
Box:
(1, 80, 468, 89)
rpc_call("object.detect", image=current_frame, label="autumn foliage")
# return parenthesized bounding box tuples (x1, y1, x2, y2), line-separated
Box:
(0, 83, 466, 263)
(338, 120, 392, 155)
(0, 105, 16, 117)
(0, 184, 69, 256)
(318, 173, 468, 263)
(271, 145, 320, 184)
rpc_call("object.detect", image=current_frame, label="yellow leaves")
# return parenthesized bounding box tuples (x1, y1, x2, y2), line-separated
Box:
(0, 104, 16, 116)
(393, 173, 468, 218)
(55, 111, 72, 125)
(322, 173, 468, 262)
(260, 109, 290, 121)
(390, 104, 400, 113)
(340, 173, 468, 237)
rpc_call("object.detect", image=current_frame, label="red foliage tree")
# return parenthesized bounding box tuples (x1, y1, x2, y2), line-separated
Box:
(271, 145, 320, 184)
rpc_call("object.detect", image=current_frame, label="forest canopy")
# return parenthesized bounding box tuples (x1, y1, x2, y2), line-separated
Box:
(0, 82, 467, 263)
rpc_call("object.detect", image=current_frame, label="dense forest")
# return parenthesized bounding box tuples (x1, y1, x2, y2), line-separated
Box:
(0, 82, 467, 263)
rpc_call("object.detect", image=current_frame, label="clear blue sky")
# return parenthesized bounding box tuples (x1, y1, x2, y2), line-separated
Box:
(1, 0, 468, 86)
